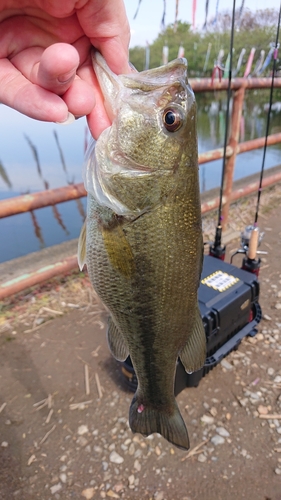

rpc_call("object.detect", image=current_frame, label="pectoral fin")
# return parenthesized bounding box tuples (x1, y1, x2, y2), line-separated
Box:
(179, 307, 206, 373)
(78, 221, 87, 271)
(107, 317, 129, 361)
(102, 224, 135, 278)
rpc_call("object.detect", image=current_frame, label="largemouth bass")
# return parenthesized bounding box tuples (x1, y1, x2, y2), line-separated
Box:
(78, 52, 206, 450)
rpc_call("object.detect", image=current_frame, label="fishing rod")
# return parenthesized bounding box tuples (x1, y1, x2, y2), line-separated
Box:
(209, 0, 236, 260)
(253, 5, 281, 223)
(231, 1, 281, 276)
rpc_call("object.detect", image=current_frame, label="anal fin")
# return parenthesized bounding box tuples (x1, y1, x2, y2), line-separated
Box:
(179, 306, 206, 373)
(107, 317, 129, 361)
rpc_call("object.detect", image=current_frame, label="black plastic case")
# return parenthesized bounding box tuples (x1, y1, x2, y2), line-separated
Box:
(121, 255, 262, 393)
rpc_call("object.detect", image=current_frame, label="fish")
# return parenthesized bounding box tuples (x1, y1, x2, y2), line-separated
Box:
(78, 51, 206, 451)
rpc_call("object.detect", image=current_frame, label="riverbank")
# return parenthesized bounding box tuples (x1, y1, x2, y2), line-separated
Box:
(0, 188, 280, 499)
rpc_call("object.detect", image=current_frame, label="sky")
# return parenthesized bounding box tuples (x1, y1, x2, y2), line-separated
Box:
(124, 0, 281, 47)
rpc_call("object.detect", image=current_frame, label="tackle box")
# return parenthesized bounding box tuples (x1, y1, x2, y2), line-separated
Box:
(121, 255, 262, 393)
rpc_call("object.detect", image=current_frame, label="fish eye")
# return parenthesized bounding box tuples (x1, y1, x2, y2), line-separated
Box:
(163, 107, 183, 132)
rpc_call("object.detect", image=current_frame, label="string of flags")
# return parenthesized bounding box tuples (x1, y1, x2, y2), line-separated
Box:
(132, 0, 279, 77)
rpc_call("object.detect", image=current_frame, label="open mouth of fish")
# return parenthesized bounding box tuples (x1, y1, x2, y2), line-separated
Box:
(91, 49, 188, 129)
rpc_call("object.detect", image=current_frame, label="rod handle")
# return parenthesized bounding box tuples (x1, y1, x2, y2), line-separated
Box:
(248, 227, 259, 260)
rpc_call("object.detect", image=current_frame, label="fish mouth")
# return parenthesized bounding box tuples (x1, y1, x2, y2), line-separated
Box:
(92, 50, 188, 124)
(92, 50, 123, 124)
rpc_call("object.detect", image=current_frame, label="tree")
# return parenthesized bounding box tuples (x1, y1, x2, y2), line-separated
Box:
(129, 9, 280, 77)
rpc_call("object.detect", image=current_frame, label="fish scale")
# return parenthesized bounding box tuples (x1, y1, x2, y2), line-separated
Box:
(79, 52, 206, 450)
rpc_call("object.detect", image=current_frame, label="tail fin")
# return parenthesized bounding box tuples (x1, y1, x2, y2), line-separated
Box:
(129, 395, 190, 450)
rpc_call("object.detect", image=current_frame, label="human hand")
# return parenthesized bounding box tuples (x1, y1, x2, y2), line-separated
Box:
(0, 0, 130, 138)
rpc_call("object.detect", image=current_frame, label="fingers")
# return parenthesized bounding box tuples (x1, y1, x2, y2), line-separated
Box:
(0, 43, 96, 122)
(0, 0, 131, 134)
(86, 94, 111, 139)
(77, 0, 131, 75)
(0, 58, 69, 122)
(11, 43, 79, 95)
(37, 44, 80, 94)
(63, 76, 95, 118)
(35, 44, 96, 118)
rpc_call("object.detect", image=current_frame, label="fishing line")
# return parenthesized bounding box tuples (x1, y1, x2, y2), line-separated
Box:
(133, 0, 142, 20)
(161, 0, 166, 30)
(213, 0, 220, 28)
(209, 0, 237, 259)
(254, 1, 281, 225)
(203, 0, 210, 30)
(237, 0, 245, 29)
(174, 0, 179, 31)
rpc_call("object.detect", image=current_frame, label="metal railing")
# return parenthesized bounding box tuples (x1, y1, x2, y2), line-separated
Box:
(1, 77, 281, 226)
(0, 77, 281, 299)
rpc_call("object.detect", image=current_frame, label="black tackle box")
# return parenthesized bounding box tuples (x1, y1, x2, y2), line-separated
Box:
(121, 255, 262, 393)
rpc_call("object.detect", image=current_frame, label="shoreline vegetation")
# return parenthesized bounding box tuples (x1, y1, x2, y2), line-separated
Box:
(129, 9, 281, 79)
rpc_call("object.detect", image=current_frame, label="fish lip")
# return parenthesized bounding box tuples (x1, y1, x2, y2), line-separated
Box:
(92, 51, 189, 121)
(91, 50, 122, 122)
(119, 57, 188, 90)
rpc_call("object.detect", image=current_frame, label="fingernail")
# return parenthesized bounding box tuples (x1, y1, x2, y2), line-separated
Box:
(56, 112, 75, 125)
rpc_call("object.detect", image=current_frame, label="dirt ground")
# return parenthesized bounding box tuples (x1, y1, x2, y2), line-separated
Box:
(0, 195, 281, 500)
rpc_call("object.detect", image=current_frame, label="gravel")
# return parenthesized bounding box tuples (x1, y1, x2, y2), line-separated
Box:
(216, 427, 230, 437)
(109, 451, 124, 464)
(78, 425, 89, 435)
(50, 483, 62, 495)
(1, 195, 281, 499)
(211, 435, 225, 446)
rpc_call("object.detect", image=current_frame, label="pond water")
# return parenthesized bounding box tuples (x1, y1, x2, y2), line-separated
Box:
(0, 89, 280, 263)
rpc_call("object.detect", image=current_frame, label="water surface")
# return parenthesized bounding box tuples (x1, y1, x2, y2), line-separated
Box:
(0, 91, 280, 263)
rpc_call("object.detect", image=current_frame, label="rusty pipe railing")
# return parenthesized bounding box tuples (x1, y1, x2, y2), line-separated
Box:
(189, 77, 281, 92)
(1, 169, 281, 301)
(198, 132, 281, 164)
(0, 133, 280, 220)
(0, 256, 78, 301)
(0, 78, 281, 300)
(201, 170, 281, 213)
(1, 78, 280, 222)
(0, 183, 87, 219)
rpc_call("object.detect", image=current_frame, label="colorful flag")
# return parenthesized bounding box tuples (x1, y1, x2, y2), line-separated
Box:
(254, 50, 265, 75)
(145, 43, 150, 70)
(192, 0, 197, 29)
(244, 48, 256, 77)
(203, 43, 212, 72)
(178, 45, 185, 58)
(258, 46, 274, 75)
(162, 45, 169, 65)
(233, 48, 246, 76)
